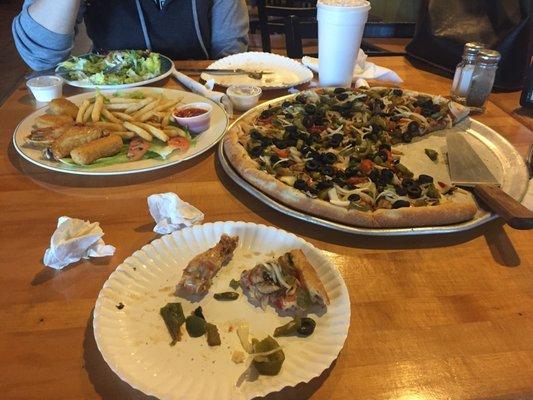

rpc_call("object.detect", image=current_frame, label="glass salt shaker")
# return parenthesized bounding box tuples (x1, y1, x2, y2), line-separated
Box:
(466, 49, 501, 113)
(451, 42, 485, 103)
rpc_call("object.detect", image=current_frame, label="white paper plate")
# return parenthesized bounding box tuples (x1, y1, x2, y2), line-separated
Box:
(93, 221, 350, 400)
(200, 52, 314, 90)
(57, 54, 175, 90)
(13, 87, 228, 176)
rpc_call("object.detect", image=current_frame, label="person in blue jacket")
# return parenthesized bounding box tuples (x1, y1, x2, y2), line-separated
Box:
(13, 0, 250, 71)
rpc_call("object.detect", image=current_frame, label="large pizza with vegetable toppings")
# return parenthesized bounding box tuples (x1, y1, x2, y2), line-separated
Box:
(223, 87, 478, 228)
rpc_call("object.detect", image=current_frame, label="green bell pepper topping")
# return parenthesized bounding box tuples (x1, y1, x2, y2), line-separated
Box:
(395, 163, 414, 178)
(426, 183, 440, 199)
(424, 148, 439, 161)
(273, 317, 300, 337)
(206, 323, 221, 346)
(185, 315, 206, 337)
(252, 336, 285, 376)
(229, 279, 241, 290)
(160, 303, 185, 346)
(214, 291, 239, 301)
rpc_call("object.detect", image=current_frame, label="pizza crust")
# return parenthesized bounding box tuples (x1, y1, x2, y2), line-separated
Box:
(223, 90, 479, 229)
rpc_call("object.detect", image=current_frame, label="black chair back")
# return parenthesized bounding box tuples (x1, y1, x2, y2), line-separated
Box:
(256, 0, 317, 55)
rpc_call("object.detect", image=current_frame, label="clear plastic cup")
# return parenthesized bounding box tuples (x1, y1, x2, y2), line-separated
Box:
(317, 0, 371, 87)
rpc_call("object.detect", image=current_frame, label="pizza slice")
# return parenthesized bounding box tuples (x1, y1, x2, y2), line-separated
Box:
(240, 249, 330, 312)
(178, 234, 239, 295)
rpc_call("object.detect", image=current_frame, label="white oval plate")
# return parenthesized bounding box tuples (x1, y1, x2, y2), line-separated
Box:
(200, 52, 314, 90)
(57, 54, 175, 90)
(13, 87, 228, 176)
(93, 221, 350, 400)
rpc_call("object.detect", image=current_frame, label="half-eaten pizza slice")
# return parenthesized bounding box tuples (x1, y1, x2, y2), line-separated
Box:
(240, 249, 329, 312)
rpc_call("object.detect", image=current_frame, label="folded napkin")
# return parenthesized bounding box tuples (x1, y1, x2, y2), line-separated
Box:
(172, 70, 233, 116)
(148, 192, 204, 234)
(302, 50, 403, 84)
(43, 216, 116, 269)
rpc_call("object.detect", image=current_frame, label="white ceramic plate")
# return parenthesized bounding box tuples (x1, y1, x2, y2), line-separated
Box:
(93, 221, 350, 400)
(200, 52, 314, 90)
(56, 54, 175, 90)
(13, 87, 228, 176)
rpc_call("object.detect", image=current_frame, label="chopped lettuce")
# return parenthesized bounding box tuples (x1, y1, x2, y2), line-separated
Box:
(56, 50, 162, 85)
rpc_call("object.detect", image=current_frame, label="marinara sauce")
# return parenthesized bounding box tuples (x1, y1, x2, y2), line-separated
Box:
(174, 107, 208, 118)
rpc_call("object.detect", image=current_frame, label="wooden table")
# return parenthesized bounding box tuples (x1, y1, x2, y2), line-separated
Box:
(0, 57, 532, 400)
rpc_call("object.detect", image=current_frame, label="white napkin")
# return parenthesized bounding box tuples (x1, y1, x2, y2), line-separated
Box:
(147, 192, 204, 234)
(172, 70, 233, 116)
(302, 50, 403, 83)
(43, 216, 116, 270)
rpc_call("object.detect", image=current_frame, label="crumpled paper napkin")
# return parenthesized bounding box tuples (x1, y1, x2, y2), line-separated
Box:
(172, 70, 233, 116)
(147, 192, 204, 234)
(302, 49, 403, 83)
(43, 216, 116, 270)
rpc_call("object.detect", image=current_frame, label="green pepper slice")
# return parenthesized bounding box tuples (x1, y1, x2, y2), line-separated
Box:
(273, 317, 300, 337)
(206, 322, 221, 346)
(252, 336, 285, 376)
(185, 315, 206, 337)
(160, 303, 185, 346)
(214, 291, 239, 301)
(424, 148, 438, 161)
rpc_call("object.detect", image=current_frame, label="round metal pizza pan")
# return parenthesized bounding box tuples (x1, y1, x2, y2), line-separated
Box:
(218, 94, 529, 236)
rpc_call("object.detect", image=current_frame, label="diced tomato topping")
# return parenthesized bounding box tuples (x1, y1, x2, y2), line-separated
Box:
(274, 148, 289, 158)
(347, 176, 369, 185)
(359, 159, 374, 175)
(437, 181, 446, 188)
(414, 106, 422, 114)
(168, 137, 190, 153)
(308, 125, 325, 134)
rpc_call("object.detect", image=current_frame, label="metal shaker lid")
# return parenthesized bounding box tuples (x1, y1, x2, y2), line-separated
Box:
(464, 42, 485, 56)
(477, 49, 501, 64)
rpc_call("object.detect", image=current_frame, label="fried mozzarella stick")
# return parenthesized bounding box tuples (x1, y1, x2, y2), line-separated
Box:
(70, 135, 123, 165)
(178, 234, 239, 295)
(50, 126, 105, 159)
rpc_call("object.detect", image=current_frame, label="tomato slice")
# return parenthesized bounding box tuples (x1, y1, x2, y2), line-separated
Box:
(359, 159, 374, 175)
(127, 138, 150, 161)
(274, 148, 289, 158)
(168, 137, 190, 153)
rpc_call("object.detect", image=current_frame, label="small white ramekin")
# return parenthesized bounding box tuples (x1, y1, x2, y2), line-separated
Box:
(226, 85, 262, 111)
(172, 102, 213, 134)
(26, 76, 63, 102)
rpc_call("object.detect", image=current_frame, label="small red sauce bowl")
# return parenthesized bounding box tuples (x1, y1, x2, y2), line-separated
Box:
(172, 102, 212, 134)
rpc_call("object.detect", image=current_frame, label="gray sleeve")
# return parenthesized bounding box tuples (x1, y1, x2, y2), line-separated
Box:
(210, 0, 249, 59)
(12, 0, 78, 71)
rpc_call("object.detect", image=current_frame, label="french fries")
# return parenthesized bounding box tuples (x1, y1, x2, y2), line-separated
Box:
(77, 100, 91, 123)
(83, 103, 94, 123)
(131, 121, 169, 142)
(91, 121, 124, 131)
(73, 92, 183, 143)
(123, 121, 152, 141)
(91, 95, 104, 122)
(101, 108, 121, 123)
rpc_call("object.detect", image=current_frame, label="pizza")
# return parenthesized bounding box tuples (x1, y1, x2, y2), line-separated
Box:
(223, 87, 478, 228)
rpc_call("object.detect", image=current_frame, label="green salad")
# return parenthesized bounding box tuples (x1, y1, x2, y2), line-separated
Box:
(56, 50, 162, 85)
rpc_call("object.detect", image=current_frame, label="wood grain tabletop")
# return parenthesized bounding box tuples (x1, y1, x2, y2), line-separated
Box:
(0, 56, 532, 400)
